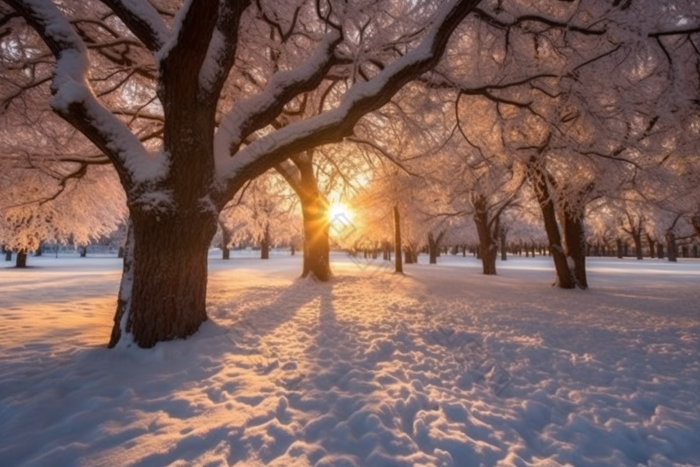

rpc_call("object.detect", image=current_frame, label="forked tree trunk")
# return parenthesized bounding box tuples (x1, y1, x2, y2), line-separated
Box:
(427, 231, 444, 265)
(632, 232, 643, 260)
(394, 205, 403, 274)
(16, 250, 27, 268)
(562, 208, 588, 289)
(646, 234, 656, 258)
(108, 213, 217, 348)
(527, 161, 575, 288)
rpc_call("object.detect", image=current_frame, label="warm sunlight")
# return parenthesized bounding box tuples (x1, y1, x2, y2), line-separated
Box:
(327, 202, 354, 222)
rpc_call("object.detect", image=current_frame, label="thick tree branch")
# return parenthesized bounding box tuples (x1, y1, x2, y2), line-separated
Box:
(99, 0, 169, 52)
(215, 0, 482, 205)
(5, 0, 157, 187)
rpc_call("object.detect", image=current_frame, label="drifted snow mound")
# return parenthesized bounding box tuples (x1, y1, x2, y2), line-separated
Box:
(1, 255, 699, 466)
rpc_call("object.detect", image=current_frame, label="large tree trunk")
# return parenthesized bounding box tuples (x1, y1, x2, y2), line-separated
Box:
(297, 156, 331, 281)
(527, 161, 575, 288)
(16, 250, 27, 268)
(394, 204, 403, 273)
(473, 195, 497, 275)
(108, 212, 217, 348)
(562, 208, 588, 289)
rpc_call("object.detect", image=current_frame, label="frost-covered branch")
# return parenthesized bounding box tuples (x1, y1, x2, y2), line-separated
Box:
(214, 29, 343, 159)
(215, 0, 481, 201)
(99, 0, 170, 52)
(5, 0, 156, 186)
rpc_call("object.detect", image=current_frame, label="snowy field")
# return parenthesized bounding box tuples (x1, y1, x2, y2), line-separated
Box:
(1, 252, 699, 467)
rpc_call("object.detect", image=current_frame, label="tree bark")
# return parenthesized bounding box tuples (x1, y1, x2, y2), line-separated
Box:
(527, 161, 575, 288)
(616, 238, 624, 259)
(657, 242, 665, 259)
(562, 208, 588, 289)
(108, 212, 216, 348)
(220, 220, 232, 260)
(261, 224, 270, 260)
(473, 195, 497, 275)
(500, 226, 507, 261)
(646, 234, 656, 258)
(666, 230, 677, 262)
(427, 231, 444, 265)
(297, 157, 331, 281)
(394, 205, 403, 274)
(16, 250, 27, 268)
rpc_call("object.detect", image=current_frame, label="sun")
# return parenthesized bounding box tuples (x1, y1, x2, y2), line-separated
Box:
(327, 202, 354, 222)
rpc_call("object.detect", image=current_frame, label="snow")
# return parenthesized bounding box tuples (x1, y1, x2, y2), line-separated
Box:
(213, 30, 342, 173)
(120, 0, 170, 48)
(1, 254, 699, 466)
(215, 0, 467, 184)
(20, 0, 164, 184)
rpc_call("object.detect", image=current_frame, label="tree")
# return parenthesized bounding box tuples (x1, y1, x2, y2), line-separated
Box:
(2, 0, 482, 347)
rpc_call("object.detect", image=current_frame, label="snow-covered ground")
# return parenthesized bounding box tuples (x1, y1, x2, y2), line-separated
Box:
(1, 253, 699, 467)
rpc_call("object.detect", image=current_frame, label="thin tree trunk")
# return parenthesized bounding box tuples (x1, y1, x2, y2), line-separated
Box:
(616, 238, 624, 259)
(261, 224, 270, 260)
(220, 221, 232, 260)
(35, 242, 44, 256)
(500, 227, 507, 261)
(666, 230, 677, 262)
(394, 205, 403, 274)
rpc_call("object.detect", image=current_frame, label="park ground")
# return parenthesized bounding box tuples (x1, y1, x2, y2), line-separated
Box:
(1, 252, 699, 467)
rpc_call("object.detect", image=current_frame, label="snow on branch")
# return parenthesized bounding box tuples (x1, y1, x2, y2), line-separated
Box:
(6, 0, 158, 185)
(100, 0, 170, 52)
(214, 29, 343, 163)
(215, 0, 480, 197)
